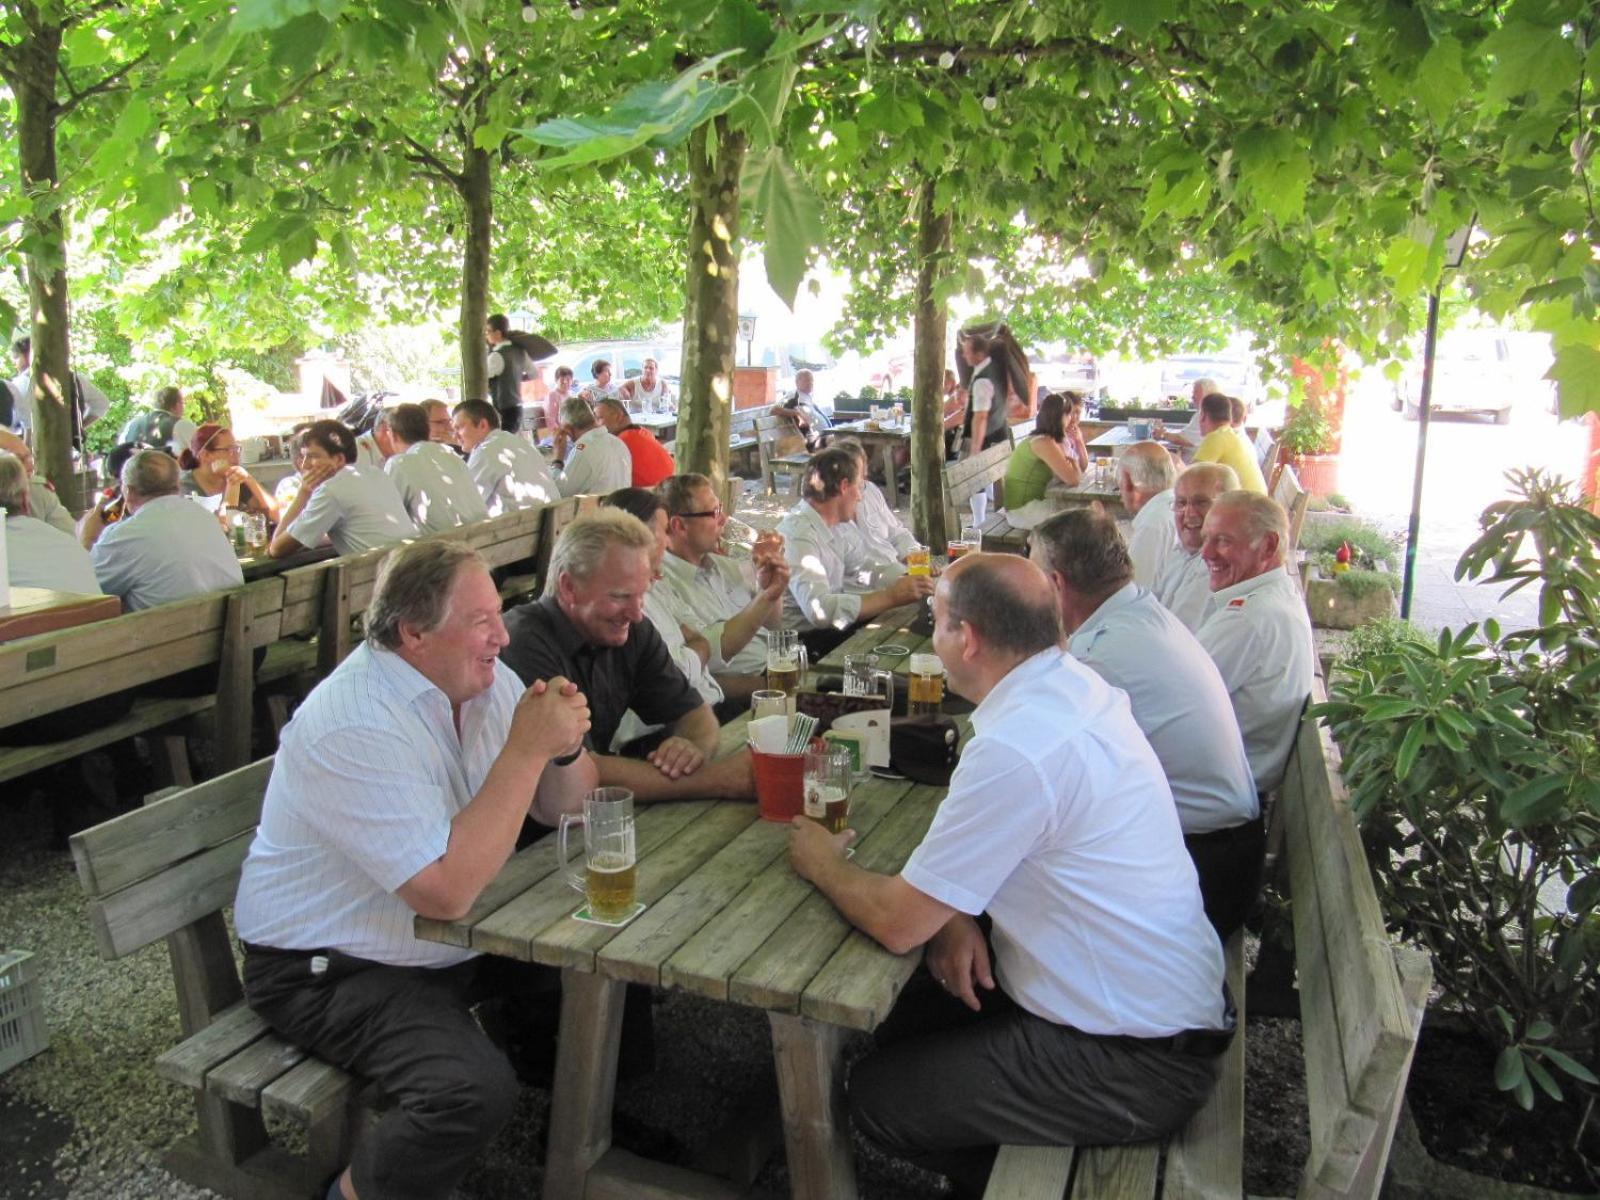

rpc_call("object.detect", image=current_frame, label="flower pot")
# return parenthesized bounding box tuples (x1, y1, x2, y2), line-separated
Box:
(1097, 405, 1189, 423)
(1302, 563, 1397, 630)
(1284, 451, 1341, 498)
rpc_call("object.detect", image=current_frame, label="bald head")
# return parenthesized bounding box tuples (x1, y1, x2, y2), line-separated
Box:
(1119, 441, 1175, 512)
(939, 553, 1062, 660)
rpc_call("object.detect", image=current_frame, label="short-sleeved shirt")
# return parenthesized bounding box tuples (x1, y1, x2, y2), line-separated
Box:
(28, 476, 75, 535)
(499, 595, 703, 755)
(555, 427, 632, 497)
(235, 644, 526, 966)
(285, 463, 418, 556)
(1192, 429, 1267, 494)
(6, 513, 102, 594)
(1127, 489, 1178, 587)
(91, 494, 244, 610)
(1153, 547, 1212, 632)
(850, 479, 918, 562)
(1068, 584, 1258, 833)
(615, 425, 677, 489)
(1195, 568, 1315, 793)
(901, 648, 1227, 1037)
(657, 549, 770, 675)
(468, 429, 558, 515)
(384, 440, 489, 534)
(777, 501, 874, 631)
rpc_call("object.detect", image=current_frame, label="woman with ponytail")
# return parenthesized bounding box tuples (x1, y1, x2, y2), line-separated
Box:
(179, 423, 278, 521)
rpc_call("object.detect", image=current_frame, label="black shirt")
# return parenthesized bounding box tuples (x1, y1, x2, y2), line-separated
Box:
(500, 594, 703, 754)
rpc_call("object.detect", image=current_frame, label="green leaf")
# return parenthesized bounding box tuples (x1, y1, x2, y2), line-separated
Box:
(1395, 720, 1427, 781)
(1546, 344, 1600, 419)
(1108, 0, 1176, 39)
(1495, 1044, 1527, 1092)
(1565, 873, 1600, 913)
(1382, 234, 1431, 294)
(1525, 1055, 1563, 1101)
(1414, 36, 1468, 125)
(1539, 1047, 1600, 1086)
(742, 147, 821, 309)
(278, 222, 318, 270)
(1483, 20, 1573, 104)
(1363, 699, 1418, 721)
(1526, 1020, 1554, 1042)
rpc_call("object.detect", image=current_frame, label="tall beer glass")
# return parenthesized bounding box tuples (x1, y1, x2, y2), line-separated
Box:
(908, 653, 946, 716)
(558, 788, 637, 921)
(766, 628, 807, 706)
(804, 746, 853, 834)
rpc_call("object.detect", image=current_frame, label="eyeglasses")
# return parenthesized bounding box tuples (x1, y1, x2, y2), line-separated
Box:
(677, 505, 723, 520)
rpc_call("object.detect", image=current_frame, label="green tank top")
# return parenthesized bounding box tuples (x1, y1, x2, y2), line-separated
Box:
(1004, 435, 1057, 507)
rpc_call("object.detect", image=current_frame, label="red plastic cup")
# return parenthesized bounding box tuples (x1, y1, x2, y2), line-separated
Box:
(752, 749, 806, 822)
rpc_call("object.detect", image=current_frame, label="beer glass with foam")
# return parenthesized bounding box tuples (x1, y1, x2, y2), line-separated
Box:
(804, 746, 853, 834)
(765, 628, 807, 705)
(559, 788, 637, 921)
(908, 652, 946, 715)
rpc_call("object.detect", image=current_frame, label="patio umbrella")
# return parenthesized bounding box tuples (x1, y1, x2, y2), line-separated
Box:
(506, 329, 558, 360)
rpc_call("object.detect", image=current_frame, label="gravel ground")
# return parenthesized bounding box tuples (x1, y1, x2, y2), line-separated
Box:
(0, 482, 1309, 1198)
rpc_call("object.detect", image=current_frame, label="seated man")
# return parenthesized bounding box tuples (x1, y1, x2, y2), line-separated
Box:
(501, 509, 754, 802)
(1190, 393, 1267, 493)
(551, 396, 631, 497)
(594, 397, 676, 488)
(601, 487, 726, 736)
(0, 428, 75, 534)
(1118, 440, 1179, 586)
(834, 438, 917, 574)
(235, 540, 596, 1200)
(770, 368, 832, 451)
(1195, 491, 1315, 794)
(791, 553, 1230, 1198)
(616, 356, 673, 412)
(0, 451, 100, 594)
(777, 447, 933, 650)
(655, 472, 789, 701)
(269, 419, 419, 558)
(1157, 378, 1218, 455)
(382, 402, 490, 534)
(353, 407, 398, 470)
(1153, 462, 1238, 631)
(1032, 508, 1262, 938)
(84, 449, 243, 610)
(451, 399, 558, 514)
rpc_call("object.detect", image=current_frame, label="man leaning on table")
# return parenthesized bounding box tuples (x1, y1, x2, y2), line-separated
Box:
(791, 553, 1231, 1200)
(500, 508, 755, 802)
(235, 539, 597, 1200)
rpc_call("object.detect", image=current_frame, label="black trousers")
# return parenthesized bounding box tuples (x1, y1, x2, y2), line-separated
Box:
(497, 405, 522, 435)
(242, 944, 553, 1199)
(848, 972, 1224, 1199)
(1184, 814, 1267, 940)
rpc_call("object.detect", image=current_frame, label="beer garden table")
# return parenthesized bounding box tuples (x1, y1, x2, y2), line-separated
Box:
(413, 714, 952, 1200)
(816, 603, 932, 678)
(825, 420, 911, 509)
(0, 586, 120, 643)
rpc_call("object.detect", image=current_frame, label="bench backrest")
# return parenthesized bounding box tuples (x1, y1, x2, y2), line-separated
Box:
(1271, 462, 1310, 553)
(71, 757, 274, 961)
(940, 441, 1012, 547)
(1281, 677, 1430, 1198)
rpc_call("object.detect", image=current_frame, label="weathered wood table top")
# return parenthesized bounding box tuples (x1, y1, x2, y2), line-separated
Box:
(816, 603, 932, 675)
(0, 586, 121, 644)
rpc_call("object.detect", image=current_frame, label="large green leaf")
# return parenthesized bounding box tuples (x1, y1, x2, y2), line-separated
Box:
(742, 146, 821, 309)
(1414, 36, 1469, 126)
(1546, 343, 1600, 418)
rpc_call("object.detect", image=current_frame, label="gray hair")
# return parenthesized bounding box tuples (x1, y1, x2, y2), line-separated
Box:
(1177, 462, 1240, 497)
(549, 508, 654, 587)
(366, 540, 487, 650)
(595, 396, 628, 420)
(0, 452, 29, 513)
(122, 449, 180, 499)
(1213, 490, 1289, 555)
(1120, 442, 1175, 493)
(561, 397, 597, 431)
(1032, 508, 1133, 595)
(944, 558, 1062, 658)
(1193, 377, 1219, 397)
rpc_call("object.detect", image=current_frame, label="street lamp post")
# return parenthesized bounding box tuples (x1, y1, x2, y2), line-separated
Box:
(738, 312, 757, 368)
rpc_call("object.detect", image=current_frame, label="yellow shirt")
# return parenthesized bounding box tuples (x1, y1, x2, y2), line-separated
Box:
(1192, 428, 1267, 494)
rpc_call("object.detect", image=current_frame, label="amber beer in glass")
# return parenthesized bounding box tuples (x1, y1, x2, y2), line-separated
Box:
(906, 547, 932, 578)
(558, 788, 637, 921)
(804, 747, 853, 834)
(765, 629, 807, 706)
(908, 653, 946, 715)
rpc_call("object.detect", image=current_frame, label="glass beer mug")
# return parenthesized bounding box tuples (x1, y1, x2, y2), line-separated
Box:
(804, 746, 854, 834)
(843, 652, 895, 710)
(908, 653, 946, 716)
(765, 628, 808, 707)
(558, 788, 637, 922)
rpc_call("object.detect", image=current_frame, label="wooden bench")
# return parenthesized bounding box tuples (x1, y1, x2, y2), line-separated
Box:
(1271, 463, 1310, 556)
(978, 510, 1033, 555)
(942, 440, 1012, 544)
(70, 757, 366, 1200)
(754, 413, 811, 496)
(729, 408, 763, 477)
(983, 679, 1430, 1200)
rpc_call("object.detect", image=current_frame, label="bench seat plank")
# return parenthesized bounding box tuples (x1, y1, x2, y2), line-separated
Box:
(260, 1054, 356, 1128)
(1163, 931, 1246, 1198)
(208, 1032, 309, 1108)
(156, 1001, 271, 1089)
(0, 695, 213, 785)
(1068, 1143, 1159, 1199)
(983, 1146, 1074, 1200)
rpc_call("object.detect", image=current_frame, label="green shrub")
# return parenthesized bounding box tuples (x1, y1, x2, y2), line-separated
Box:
(1313, 469, 1600, 1119)
(1300, 516, 1396, 567)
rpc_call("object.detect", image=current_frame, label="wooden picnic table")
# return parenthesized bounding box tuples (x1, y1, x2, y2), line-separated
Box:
(632, 411, 678, 445)
(414, 718, 948, 1200)
(0, 586, 121, 643)
(236, 542, 338, 582)
(826, 420, 910, 509)
(816, 603, 932, 675)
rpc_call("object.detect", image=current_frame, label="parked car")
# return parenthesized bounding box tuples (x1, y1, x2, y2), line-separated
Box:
(1391, 331, 1516, 424)
(1157, 349, 1264, 406)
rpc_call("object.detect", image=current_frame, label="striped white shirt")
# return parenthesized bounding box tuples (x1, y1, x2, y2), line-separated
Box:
(234, 643, 525, 967)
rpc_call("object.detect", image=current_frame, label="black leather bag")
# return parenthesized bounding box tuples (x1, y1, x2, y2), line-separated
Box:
(889, 715, 962, 786)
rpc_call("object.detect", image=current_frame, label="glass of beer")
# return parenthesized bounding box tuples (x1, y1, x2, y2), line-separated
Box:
(751, 689, 789, 723)
(766, 629, 807, 706)
(804, 746, 853, 834)
(906, 547, 932, 578)
(908, 653, 946, 715)
(558, 788, 637, 922)
(245, 512, 269, 553)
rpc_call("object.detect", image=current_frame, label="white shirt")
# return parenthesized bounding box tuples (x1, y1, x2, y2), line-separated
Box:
(28, 477, 75, 535)
(625, 377, 672, 412)
(1127, 489, 1178, 588)
(6, 513, 102, 594)
(286, 463, 418, 557)
(384, 440, 489, 534)
(354, 433, 386, 470)
(91, 493, 244, 610)
(1172, 409, 1203, 449)
(554, 427, 631, 497)
(169, 417, 199, 458)
(777, 502, 872, 631)
(611, 586, 725, 749)
(8, 370, 30, 432)
(969, 357, 994, 415)
(1154, 547, 1212, 632)
(77, 376, 109, 426)
(850, 479, 919, 562)
(235, 645, 527, 967)
(902, 649, 1227, 1036)
(1195, 568, 1315, 794)
(657, 549, 769, 675)
(468, 429, 558, 516)
(1068, 584, 1258, 834)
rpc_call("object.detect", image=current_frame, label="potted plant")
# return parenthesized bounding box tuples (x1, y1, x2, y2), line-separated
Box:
(1298, 517, 1400, 629)
(1279, 353, 1347, 497)
(1097, 396, 1195, 423)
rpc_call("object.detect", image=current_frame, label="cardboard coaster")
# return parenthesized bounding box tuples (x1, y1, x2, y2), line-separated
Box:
(571, 901, 647, 928)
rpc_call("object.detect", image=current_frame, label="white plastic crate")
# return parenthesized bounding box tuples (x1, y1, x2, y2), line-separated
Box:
(0, 949, 49, 1075)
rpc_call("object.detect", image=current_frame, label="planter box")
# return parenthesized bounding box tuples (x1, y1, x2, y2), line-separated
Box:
(1097, 405, 1192, 422)
(1303, 563, 1398, 629)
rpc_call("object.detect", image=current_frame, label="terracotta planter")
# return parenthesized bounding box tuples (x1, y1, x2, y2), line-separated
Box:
(1285, 451, 1341, 498)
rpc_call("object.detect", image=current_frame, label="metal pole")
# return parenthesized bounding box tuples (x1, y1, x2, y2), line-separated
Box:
(1400, 289, 1441, 619)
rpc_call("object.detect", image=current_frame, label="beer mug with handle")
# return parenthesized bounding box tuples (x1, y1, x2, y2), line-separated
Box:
(559, 788, 637, 922)
(765, 628, 808, 703)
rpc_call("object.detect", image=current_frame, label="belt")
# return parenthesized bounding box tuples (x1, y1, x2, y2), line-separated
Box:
(1138, 983, 1238, 1058)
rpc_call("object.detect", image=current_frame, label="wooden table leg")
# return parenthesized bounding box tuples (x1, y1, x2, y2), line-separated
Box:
(877, 442, 899, 510)
(769, 1012, 858, 1200)
(543, 969, 626, 1200)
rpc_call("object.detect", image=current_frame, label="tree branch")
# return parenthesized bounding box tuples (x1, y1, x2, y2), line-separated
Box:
(390, 124, 465, 189)
(53, 50, 149, 119)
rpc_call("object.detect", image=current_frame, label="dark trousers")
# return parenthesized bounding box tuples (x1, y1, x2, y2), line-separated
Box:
(1185, 815, 1267, 940)
(243, 944, 553, 1199)
(848, 973, 1222, 1199)
(497, 405, 522, 435)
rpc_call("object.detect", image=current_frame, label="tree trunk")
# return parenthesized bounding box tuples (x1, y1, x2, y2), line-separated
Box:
(677, 116, 746, 488)
(910, 177, 952, 549)
(13, 20, 73, 493)
(457, 69, 493, 403)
